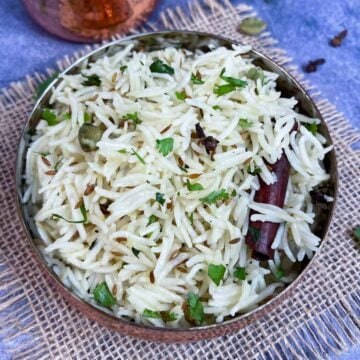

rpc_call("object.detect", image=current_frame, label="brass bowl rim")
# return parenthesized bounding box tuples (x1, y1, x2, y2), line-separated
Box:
(15, 30, 338, 338)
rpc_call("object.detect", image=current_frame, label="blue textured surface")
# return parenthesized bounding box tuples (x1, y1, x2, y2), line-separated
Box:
(0, 0, 359, 359)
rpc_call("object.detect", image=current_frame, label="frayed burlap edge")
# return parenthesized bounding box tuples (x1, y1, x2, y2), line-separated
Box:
(0, 0, 359, 359)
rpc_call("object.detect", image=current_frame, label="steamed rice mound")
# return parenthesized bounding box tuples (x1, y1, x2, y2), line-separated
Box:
(24, 43, 332, 327)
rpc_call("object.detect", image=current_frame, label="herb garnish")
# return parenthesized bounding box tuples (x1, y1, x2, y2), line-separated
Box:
(35, 151, 50, 157)
(329, 29, 347, 47)
(82, 74, 101, 86)
(191, 72, 205, 84)
(234, 267, 247, 280)
(131, 148, 146, 165)
(93, 282, 116, 308)
(175, 90, 187, 101)
(200, 189, 229, 204)
(239, 118, 253, 128)
(303, 59, 325, 73)
(132, 247, 140, 257)
(120, 65, 127, 73)
(52, 202, 88, 224)
(188, 212, 194, 225)
(220, 68, 248, 88)
(213, 84, 237, 96)
(156, 192, 165, 205)
(247, 165, 262, 175)
(35, 72, 59, 100)
(186, 179, 204, 191)
(184, 292, 204, 326)
(147, 215, 157, 226)
(239, 17, 267, 36)
(274, 265, 285, 279)
(143, 308, 162, 319)
(124, 112, 142, 129)
(54, 158, 62, 171)
(208, 264, 226, 286)
(248, 226, 261, 243)
(156, 138, 174, 156)
(150, 60, 174, 75)
(304, 122, 318, 135)
(163, 312, 178, 322)
(246, 67, 265, 84)
(78, 123, 104, 152)
(42, 108, 58, 126)
(231, 189, 237, 197)
(212, 105, 220, 110)
(63, 112, 71, 120)
(84, 112, 92, 123)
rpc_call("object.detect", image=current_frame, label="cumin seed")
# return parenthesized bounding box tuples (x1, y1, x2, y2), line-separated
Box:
(112, 284, 117, 295)
(229, 237, 240, 244)
(74, 198, 83, 209)
(149, 270, 155, 284)
(45, 170, 56, 175)
(41, 156, 51, 166)
(160, 124, 172, 134)
(111, 72, 118, 82)
(84, 183, 96, 196)
(188, 173, 202, 179)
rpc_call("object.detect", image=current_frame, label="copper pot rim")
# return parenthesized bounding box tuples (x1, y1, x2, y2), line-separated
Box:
(15, 30, 338, 340)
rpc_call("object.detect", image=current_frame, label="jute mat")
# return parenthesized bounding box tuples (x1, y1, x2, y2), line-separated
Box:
(0, 1, 359, 359)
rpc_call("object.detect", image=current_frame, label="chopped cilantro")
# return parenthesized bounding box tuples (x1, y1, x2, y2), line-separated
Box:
(186, 179, 204, 191)
(184, 292, 204, 326)
(143, 308, 162, 319)
(208, 264, 226, 286)
(131, 148, 146, 165)
(82, 74, 101, 86)
(200, 189, 229, 204)
(42, 108, 58, 126)
(220, 68, 248, 88)
(304, 122, 318, 135)
(175, 90, 187, 101)
(120, 65, 127, 73)
(156, 192, 165, 205)
(93, 282, 116, 308)
(150, 60, 174, 75)
(239, 118, 253, 128)
(191, 72, 205, 84)
(52, 202, 88, 224)
(156, 138, 174, 157)
(233, 267, 246, 280)
(247, 165, 262, 175)
(125, 112, 142, 129)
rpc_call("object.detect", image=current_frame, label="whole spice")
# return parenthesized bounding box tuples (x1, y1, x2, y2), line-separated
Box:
(303, 58, 325, 73)
(238, 17, 267, 36)
(329, 29, 347, 47)
(78, 123, 104, 152)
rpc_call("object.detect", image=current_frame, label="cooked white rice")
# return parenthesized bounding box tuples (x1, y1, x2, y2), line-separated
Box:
(23, 43, 332, 327)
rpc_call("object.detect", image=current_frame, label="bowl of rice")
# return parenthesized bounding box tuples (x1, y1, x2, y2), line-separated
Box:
(16, 31, 337, 342)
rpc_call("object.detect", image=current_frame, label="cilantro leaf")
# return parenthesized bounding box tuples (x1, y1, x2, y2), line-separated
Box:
(93, 282, 116, 308)
(132, 247, 140, 257)
(164, 312, 178, 322)
(186, 179, 204, 191)
(191, 72, 205, 84)
(125, 112, 142, 129)
(84, 112, 92, 123)
(304, 122, 318, 135)
(233, 267, 246, 280)
(220, 68, 248, 88)
(143, 308, 162, 319)
(212, 105, 220, 110)
(52, 202, 88, 224)
(175, 90, 187, 101)
(147, 215, 157, 226)
(156, 192, 165, 205)
(188, 212, 194, 225)
(248, 226, 261, 243)
(274, 265, 285, 279)
(208, 264, 226, 286)
(63, 112, 71, 120)
(200, 189, 229, 204)
(118, 149, 127, 154)
(213, 84, 236, 96)
(120, 65, 127, 73)
(42, 108, 59, 126)
(156, 138, 174, 157)
(150, 60, 174, 75)
(231, 189, 237, 197)
(247, 165, 261, 175)
(239, 118, 253, 128)
(131, 148, 146, 165)
(82, 74, 101, 86)
(35, 72, 59, 100)
(184, 292, 204, 326)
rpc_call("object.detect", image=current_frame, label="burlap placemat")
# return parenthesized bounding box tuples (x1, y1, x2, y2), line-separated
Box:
(1, 1, 359, 359)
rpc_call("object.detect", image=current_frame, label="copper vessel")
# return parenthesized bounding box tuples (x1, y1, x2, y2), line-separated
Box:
(23, 0, 156, 42)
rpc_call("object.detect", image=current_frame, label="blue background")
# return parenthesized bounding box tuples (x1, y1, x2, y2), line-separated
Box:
(0, 0, 359, 359)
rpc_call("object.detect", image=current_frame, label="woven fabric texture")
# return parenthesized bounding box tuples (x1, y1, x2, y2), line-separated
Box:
(0, 1, 359, 359)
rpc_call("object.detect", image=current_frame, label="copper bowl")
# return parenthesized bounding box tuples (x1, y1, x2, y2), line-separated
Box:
(15, 31, 338, 342)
